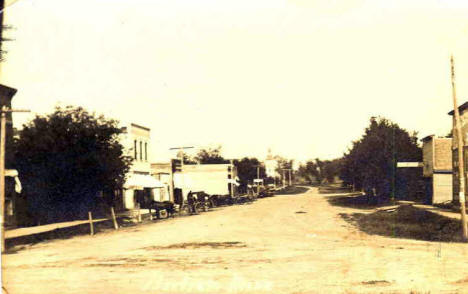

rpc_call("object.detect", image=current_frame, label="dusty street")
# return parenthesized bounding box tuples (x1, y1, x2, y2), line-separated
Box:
(3, 187, 468, 294)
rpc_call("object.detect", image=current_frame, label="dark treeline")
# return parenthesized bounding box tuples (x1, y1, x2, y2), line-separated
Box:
(298, 117, 422, 201)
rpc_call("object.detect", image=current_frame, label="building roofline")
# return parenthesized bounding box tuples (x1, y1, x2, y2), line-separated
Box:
(0, 84, 17, 98)
(421, 135, 435, 142)
(131, 123, 150, 131)
(448, 101, 468, 115)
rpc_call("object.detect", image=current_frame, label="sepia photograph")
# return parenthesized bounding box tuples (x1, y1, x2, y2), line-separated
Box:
(1, 0, 468, 293)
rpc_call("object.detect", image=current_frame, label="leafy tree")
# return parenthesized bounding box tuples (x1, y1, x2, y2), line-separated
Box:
(234, 157, 265, 189)
(297, 160, 320, 184)
(194, 146, 228, 164)
(320, 159, 342, 183)
(175, 151, 197, 164)
(14, 106, 132, 223)
(297, 158, 341, 184)
(340, 117, 421, 200)
(274, 156, 294, 184)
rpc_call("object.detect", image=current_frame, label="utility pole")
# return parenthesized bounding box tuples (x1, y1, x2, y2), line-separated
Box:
(169, 146, 194, 169)
(1, 106, 30, 253)
(257, 165, 260, 194)
(282, 169, 286, 187)
(230, 159, 235, 198)
(450, 55, 468, 241)
(391, 126, 396, 202)
(282, 168, 292, 187)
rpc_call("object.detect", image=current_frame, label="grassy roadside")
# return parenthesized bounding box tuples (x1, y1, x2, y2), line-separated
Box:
(340, 205, 465, 243)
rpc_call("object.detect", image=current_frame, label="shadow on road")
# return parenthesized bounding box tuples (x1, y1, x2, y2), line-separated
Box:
(275, 186, 309, 195)
(340, 206, 465, 243)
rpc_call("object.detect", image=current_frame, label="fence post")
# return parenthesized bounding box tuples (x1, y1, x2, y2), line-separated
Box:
(110, 207, 118, 230)
(88, 211, 94, 236)
(137, 203, 142, 223)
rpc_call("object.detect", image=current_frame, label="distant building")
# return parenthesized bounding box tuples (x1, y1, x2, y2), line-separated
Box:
(173, 163, 238, 205)
(448, 102, 468, 204)
(119, 123, 164, 210)
(421, 135, 453, 204)
(264, 149, 279, 178)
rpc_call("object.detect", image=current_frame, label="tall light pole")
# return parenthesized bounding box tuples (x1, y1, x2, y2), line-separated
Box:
(1, 106, 30, 253)
(450, 56, 468, 241)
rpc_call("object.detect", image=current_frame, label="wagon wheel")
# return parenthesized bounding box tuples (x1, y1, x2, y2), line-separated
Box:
(179, 204, 190, 216)
(210, 198, 217, 208)
(193, 202, 203, 214)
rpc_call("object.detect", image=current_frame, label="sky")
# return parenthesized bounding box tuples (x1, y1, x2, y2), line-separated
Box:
(2, 0, 468, 164)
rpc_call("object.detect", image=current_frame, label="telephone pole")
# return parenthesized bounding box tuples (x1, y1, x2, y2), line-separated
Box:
(230, 159, 235, 198)
(282, 168, 292, 187)
(169, 146, 194, 169)
(257, 165, 260, 194)
(450, 55, 468, 241)
(1, 106, 30, 252)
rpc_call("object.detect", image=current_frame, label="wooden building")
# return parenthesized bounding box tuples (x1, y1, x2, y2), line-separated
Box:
(448, 102, 468, 204)
(421, 135, 453, 204)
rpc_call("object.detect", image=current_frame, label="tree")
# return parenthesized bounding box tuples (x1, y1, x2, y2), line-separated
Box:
(194, 146, 228, 164)
(339, 117, 421, 200)
(297, 160, 320, 184)
(297, 158, 341, 184)
(273, 156, 292, 181)
(320, 159, 342, 183)
(234, 157, 265, 190)
(175, 151, 197, 164)
(14, 106, 132, 223)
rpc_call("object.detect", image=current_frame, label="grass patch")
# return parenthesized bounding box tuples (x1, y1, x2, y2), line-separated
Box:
(340, 205, 465, 243)
(433, 202, 468, 214)
(275, 186, 309, 195)
(318, 185, 352, 194)
(327, 194, 394, 210)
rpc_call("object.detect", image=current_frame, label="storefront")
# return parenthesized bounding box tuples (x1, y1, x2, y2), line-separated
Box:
(123, 173, 165, 209)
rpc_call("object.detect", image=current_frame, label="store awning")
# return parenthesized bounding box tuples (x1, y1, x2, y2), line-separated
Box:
(5, 169, 22, 193)
(124, 174, 165, 190)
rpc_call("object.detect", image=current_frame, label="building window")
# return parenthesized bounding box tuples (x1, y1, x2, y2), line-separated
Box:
(134, 140, 137, 159)
(140, 141, 143, 161)
(145, 142, 148, 161)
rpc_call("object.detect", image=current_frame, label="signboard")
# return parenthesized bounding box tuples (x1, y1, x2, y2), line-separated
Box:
(397, 162, 423, 168)
(253, 179, 263, 183)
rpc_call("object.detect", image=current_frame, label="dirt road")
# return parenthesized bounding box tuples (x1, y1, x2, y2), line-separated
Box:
(3, 187, 468, 294)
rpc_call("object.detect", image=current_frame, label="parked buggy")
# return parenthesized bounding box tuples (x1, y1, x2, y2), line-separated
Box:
(149, 201, 176, 219)
(178, 191, 206, 215)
